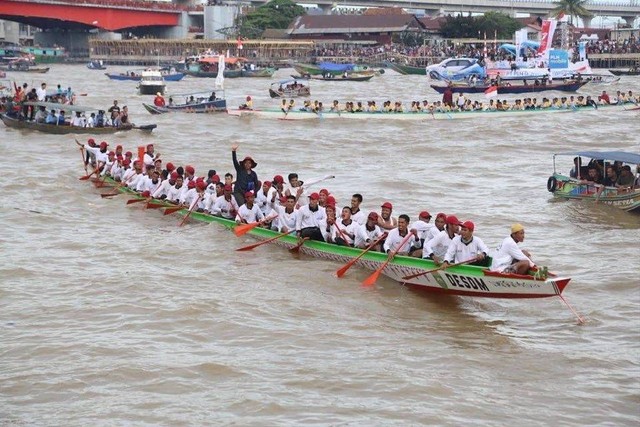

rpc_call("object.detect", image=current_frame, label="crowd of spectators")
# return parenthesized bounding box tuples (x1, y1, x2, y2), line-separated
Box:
(583, 36, 640, 54)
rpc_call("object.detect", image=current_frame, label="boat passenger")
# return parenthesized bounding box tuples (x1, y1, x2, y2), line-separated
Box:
(236, 191, 265, 224)
(598, 90, 611, 105)
(442, 221, 488, 267)
(490, 224, 535, 275)
(36, 83, 47, 102)
(602, 166, 619, 187)
(383, 214, 419, 256)
(108, 100, 120, 122)
(70, 111, 85, 127)
(296, 192, 326, 242)
(378, 201, 397, 231)
(231, 144, 259, 206)
(353, 212, 384, 250)
(154, 92, 166, 107)
(45, 109, 57, 124)
(210, 184, 239, 219)
(34, 106, 47, 124)
(208, 91, 216, 101)
(616, 166, 635, 190)
(423, 215, 462, 264)
(355, 101, 363, 112)
(57, 110, 66, 125)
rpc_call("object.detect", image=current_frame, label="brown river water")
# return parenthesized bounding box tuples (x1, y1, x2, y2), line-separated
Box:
(1, 64, 639, 426)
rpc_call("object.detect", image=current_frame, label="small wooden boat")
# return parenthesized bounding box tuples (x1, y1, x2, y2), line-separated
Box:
(385, 61, 426, 75)
(105, 69, 184, 82)
(0, 101, 156, 134)
(310, 74, 374, 82)
(293, 62, 382, 77)
(608, 67, 640, 76)
(142, 90, 226, 114)
(431, 80, 588, 94)
(183, 56, 273, 78)
(268, 79, 310, 98)
(547, 151, 640, 212)
(85, 176, 572, 301)
(241, 68, 276, 78)
(0, 64, 49, 73)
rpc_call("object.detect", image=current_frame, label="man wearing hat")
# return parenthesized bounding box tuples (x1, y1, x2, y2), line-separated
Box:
(442, 220, 489, 266)
(210, 184, 239, 219)
(231, 143, 259, 206)
(153, 171, 179, 199)
(296, 192, 326, 241)
(353, 211, 385, 250)
(490, 224, 535, 275)
(273, 195, 299, 233)
(154, 92, 166, 107)
(423, 215, 462, 264)
(235, 191, 265, 224)
(166, 175, 186, 204)
(256, 180, 278, 217)
(378, 201, 397, 231)
(76, 139, 109, 171)
(143, 144, 160, 167)
(424, 212, 446, 244)
(408, 211, 434, 257)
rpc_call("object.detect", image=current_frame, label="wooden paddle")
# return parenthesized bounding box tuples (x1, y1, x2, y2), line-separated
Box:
(178, 196, 202, 227)
(126, 198, 146, 205)
(336, 233, 388, 278)
(236, 230, 295, 252)
(362, 233, 415, 287)
(401, 257, 480, 281)
(234, 214, 278, 237)
(146, 201, 166, 209)
(79, 168, 99, 180)
(289, 237, 309, 253)
(78, 145, 88, 174)
(163, 206, 184, 215)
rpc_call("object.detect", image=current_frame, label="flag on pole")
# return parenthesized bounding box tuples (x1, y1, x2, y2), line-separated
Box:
(484, 85, 498, 98)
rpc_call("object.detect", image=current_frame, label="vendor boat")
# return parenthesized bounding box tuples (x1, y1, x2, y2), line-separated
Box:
(85, 177, 572, 301)
(269, 79, 310, 98)
(142, 90, 226, 114)
(547, 151, 640, 212)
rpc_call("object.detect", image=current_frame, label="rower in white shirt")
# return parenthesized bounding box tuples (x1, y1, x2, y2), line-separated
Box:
(180, 180, 198, 205)
(78, 140, 109, 169)
(334, 206, 359, 247)
(255, 181, 278, 216)
(152, 171, 178, 199)
(353, 211, 385, 249)
(166, 175, 186, 204)
(273, 195, 299, 233)
(210, 185, 239, 219)
(235, 191, 265, 224)
(100, 151, 117, 176)
(409, 210, 434, 257)
(442, 220, 489, 266)
(423, 215, 462, 264)
(142, 144, 160, 167)
(423, 213, 446, 244)
(295, 192, 326, 241)
(383, 214, 419, 255)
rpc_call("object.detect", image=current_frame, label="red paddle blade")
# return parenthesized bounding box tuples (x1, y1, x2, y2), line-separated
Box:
(78, 175, 91, 180)
(163, 206, 182, 215)
(146, 202, 165, 209)
(336, 260, 356, 278)
(126, 198, 145, 205)
(100, 192, 119, 198)
(234, 222, 259, 237)
(362, 269, 382, 287)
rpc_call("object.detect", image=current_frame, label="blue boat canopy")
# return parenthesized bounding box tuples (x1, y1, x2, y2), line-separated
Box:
(556, 151, 640, 164)
(317, 62, 355, 72)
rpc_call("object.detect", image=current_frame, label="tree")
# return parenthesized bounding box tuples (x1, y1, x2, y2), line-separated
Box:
(439, 12, 521, 40)
(551, 0, 593, 26)
(237, 0, 306, 39)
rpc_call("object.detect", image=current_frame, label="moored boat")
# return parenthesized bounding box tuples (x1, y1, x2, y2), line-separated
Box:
(608, 66, 640, 76)
(310, 73, 374, 82)
(87, 177, 572, 300)
(547, 150, 640, 212)
(385, 61, 426, 75)
(293, 62, 382, 77)
(105, 68, 184, 82)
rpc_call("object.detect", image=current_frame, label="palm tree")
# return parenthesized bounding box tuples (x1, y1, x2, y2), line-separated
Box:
(551, 0, 593, 26)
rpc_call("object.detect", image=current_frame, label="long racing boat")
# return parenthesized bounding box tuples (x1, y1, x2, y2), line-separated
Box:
(431, 80, 588, 94)
(84, 176, 572, 300)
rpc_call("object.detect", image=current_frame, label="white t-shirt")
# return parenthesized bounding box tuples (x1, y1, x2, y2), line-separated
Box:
(443, 235, 489, 264)
(490, 236, 534, 272)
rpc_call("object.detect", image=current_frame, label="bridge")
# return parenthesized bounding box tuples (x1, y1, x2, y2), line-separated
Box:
(0, 0, 638, 33)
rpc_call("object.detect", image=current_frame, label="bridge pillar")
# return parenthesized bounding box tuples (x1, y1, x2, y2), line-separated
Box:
(620, 16, 637, 26)
(317, 4, 333, 15)
(581, 16, 593, 28)
(203, 5, 235, 40)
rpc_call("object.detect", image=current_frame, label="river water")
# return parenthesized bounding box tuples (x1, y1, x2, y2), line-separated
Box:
(1, 64, 639, 426)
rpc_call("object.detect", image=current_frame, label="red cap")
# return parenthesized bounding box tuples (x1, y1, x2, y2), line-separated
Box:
(116, 144, 123, 150)
(87, 138, 95, 145)
(325, 203, 336, 211)
(116, 155, 123, 160)
(146, 143, 153, 149)
(419, 211, 431, 219)
(125, 151, 132, 157)
(368, 212, 379, 221)
(319, 188, 329, 195)
(436, 212, 447, 220)
(166, 162, 175, 171)
(196, 181, 207, 191)
(211, 174, 220, 183)
(170, 171, 179, 179)
(196, 176, 204, 183)
(244, 190, 254, 198)
(107, 151, 115, 156)
(461, 220, 475, 231)
(187, 180, 196, 188)
(326, 195, 336, 205)
(273, 175, 284, 184)
(381, 201, 393, 210)
(446, 215, 462, 226)
(141, 190, 151, 197)
(309, 192, 320, 200)
(99, 141, 108, 149)
(123, 159, 131, 166)
(133, 160, 141, 166)
(185, 165, 195, 175)
(224, 184, 232, 192)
